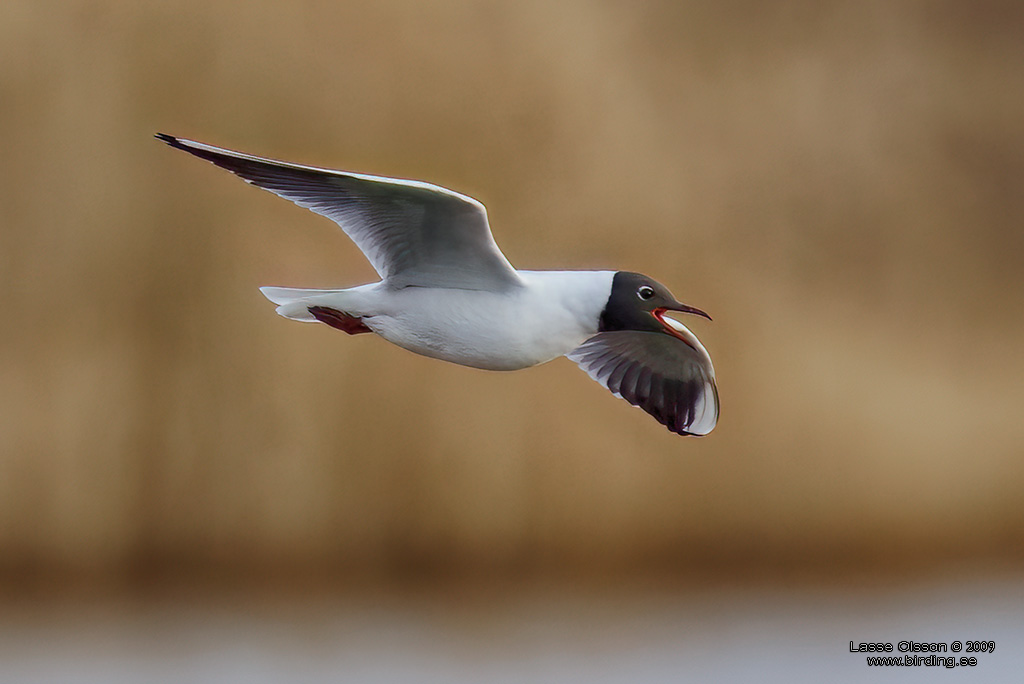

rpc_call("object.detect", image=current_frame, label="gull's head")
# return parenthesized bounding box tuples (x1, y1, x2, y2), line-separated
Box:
(599, 271, 711, 335)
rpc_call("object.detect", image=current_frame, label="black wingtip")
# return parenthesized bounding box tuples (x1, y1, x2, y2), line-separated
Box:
(154, 132, 174, 142)
(154, 132, 186, 150)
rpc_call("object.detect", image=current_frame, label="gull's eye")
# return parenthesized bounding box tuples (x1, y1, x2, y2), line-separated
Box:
(637, 285, 655, 301)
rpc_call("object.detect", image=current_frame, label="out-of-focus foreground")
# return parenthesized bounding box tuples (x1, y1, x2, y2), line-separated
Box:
(1, 0, 1022, 634)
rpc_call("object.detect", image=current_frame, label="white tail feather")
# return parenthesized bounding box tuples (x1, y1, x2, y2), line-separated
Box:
(259, 286, 347, 322)
(260, 286, 334, 305)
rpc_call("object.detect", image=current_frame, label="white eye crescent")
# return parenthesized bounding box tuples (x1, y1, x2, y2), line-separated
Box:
(637, 285, 655, 300)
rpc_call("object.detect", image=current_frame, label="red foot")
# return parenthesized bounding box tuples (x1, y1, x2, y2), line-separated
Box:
(308, 306, 372, 335)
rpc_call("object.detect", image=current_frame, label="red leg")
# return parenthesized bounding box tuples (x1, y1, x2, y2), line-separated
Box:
(308, 306, 372, 335)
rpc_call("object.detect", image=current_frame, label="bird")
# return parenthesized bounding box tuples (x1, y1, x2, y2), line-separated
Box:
(156, 134, 719, 436)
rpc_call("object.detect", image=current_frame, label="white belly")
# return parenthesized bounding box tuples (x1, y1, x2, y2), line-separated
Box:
(362, 271, 614, 371)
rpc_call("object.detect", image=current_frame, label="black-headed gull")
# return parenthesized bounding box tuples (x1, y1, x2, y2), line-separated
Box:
(157, 134, 719, 435)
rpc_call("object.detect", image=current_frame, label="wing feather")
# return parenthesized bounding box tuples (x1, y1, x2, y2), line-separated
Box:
(567, 330, 719, 436)
(157, 134, 522, 291)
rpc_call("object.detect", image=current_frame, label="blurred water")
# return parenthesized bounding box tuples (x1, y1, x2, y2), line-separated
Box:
(2, 573, 1021, 683)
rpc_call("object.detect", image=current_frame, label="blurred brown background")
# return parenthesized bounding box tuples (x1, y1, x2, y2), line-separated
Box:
(1, 0, 1022, 595)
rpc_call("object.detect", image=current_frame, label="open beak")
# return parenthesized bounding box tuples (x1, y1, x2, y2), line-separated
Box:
(658, 300, 712, 322)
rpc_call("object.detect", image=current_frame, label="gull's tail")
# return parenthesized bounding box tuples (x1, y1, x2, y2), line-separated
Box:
(260, 287, 348, 322)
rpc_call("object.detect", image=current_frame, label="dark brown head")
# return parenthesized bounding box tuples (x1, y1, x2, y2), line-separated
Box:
(599, 271, 711, 335)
